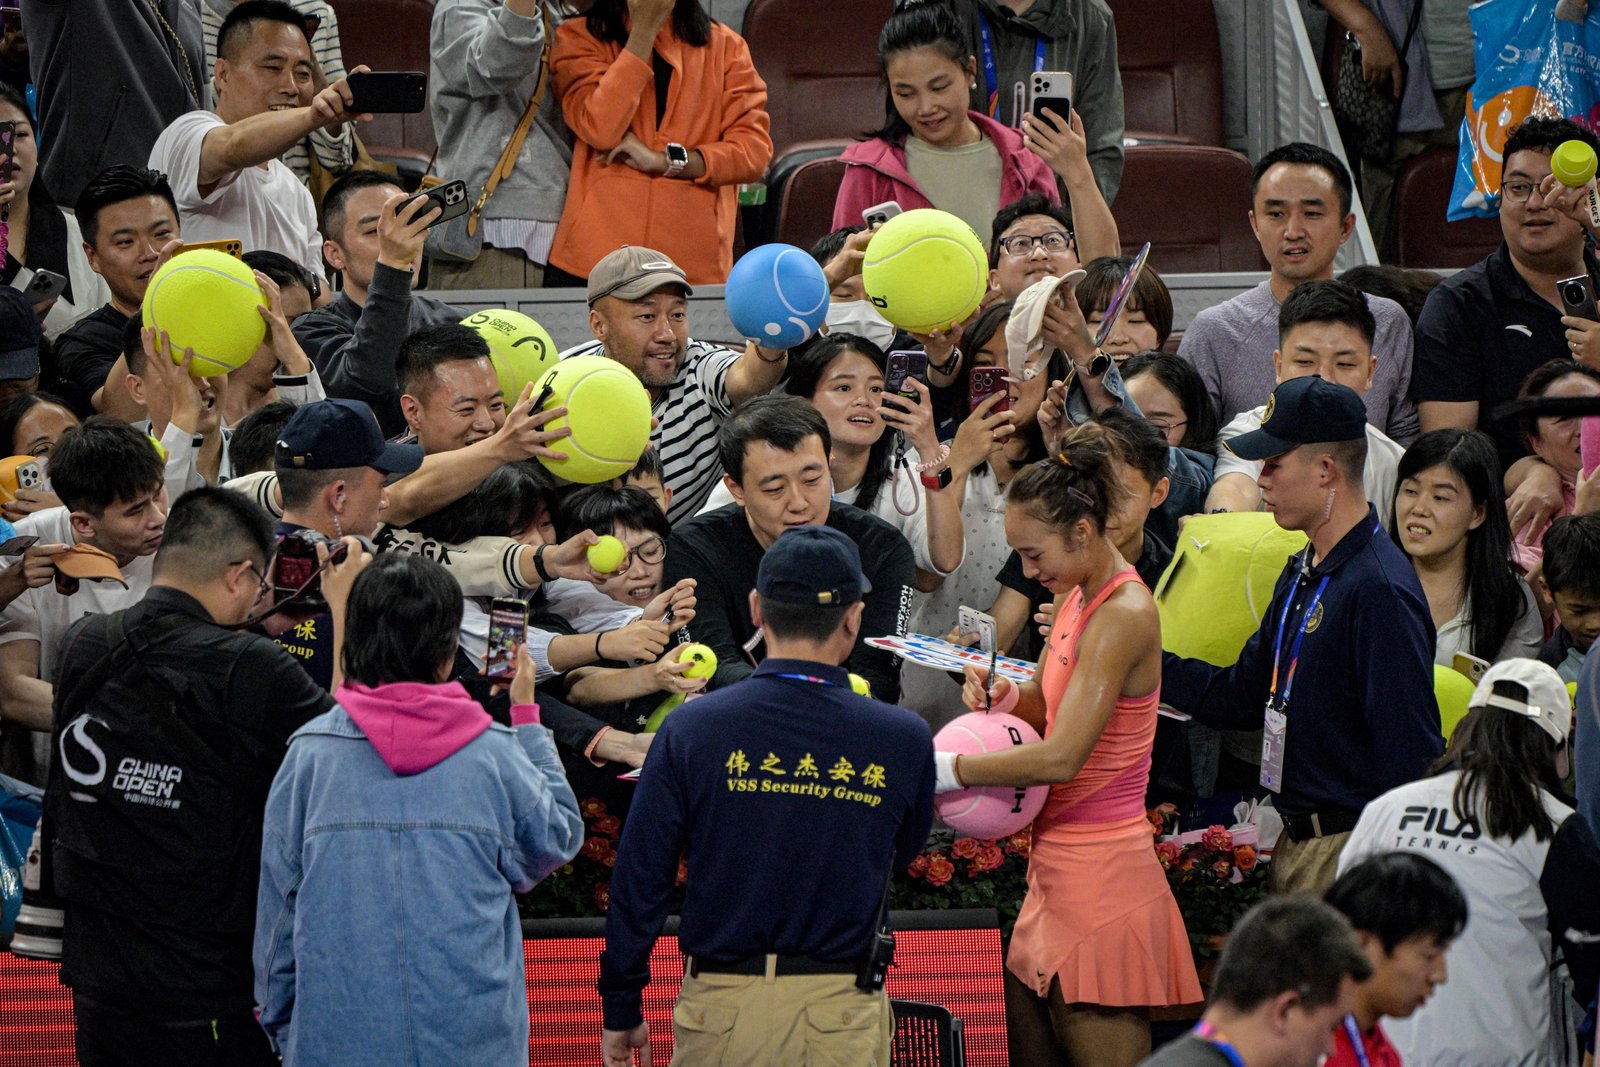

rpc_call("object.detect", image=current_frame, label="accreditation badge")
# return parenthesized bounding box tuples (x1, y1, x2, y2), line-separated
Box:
(1259, 704, 1287, 793)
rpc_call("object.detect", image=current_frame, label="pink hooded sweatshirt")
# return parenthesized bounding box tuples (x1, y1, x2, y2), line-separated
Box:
(830, 110, 1061, 231)
(338, 680, 493, 776)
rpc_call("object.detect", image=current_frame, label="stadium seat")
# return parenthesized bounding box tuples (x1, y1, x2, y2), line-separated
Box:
(1109, 0, 1224, 146)
(742, 0, 893, 163)
(1112, 145, 1267, 272)
(334, 0, 438, 174)
(774, 150, 849, 252)
(891, 999, 966, 1066)
(1393, 146, 1504, 268)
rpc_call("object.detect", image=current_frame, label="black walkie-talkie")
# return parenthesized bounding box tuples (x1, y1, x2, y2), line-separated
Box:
(856, 860, 897, 992)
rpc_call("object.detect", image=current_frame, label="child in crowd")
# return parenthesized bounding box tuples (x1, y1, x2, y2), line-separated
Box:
(1323, 853, 1468, 1067)
(618, 447, 673, 517)
(1538, 514, 1600, 683)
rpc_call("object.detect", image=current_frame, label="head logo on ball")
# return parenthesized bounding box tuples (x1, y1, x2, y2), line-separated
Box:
(932, 711, 1049, 839)
(725, 243, 829, 349)
(462, 308, 558, 402)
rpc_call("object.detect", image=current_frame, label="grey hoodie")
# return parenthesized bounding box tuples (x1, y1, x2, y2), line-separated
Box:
(23, 0, 208, 206)
(957, 0, 1125, 203)
(429, 0, 574, 231)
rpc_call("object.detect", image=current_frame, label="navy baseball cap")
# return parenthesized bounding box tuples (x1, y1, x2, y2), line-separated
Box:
(757, 525, 872, 606)
(275, 399, 423, 475)
(1226, 376, 1368, 461)
(0, 286, 41, 382)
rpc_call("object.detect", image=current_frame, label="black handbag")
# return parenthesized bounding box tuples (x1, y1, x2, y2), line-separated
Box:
(1332, 1, 1425, 164)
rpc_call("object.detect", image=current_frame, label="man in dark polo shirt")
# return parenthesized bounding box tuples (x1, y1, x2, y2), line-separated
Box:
(1161, 377, 1441, 894)
(599, 525, 935, 1067)
(662, 395, 915, 702)
(1412, 116, 1600, 470)
(262, 398, 422, 688)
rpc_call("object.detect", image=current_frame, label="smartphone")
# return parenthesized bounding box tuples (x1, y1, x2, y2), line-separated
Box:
(403, 179, 469, 229)
(862, 200, 903, 229)
(21, 269, 66, 304)
(957, 606, 997, 656)
(178, 238, 244, 259)
(484, 597, 528, 679)
(968, 365, 1012, 415)
(0, 456, 43, 501)
(884, 350, 928, 400)
(1030, 71, 1074, 125)
(0, 534, 38, 556)
(1559, 274, 1599, 322)
(1451, 652, 1490, 685)
(0, 120, 14, 186)
(347, 71, 428, 114)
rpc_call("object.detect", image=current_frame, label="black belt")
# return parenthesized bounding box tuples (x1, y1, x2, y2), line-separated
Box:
(1281, 808, 1360, 842)
(687, 954, 857, 978)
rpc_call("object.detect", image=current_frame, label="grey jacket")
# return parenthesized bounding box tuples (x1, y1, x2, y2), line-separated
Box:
(429, 0, 574, 227)
(23, 0, 208, 206)
(957, 0, 1125, 202)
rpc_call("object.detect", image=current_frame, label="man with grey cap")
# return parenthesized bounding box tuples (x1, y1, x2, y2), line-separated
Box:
(561, 244, 790, 524)
(0, 286, 43, 401)
(1162, 375, 1441, 894)
(599, 524, 934, 1067)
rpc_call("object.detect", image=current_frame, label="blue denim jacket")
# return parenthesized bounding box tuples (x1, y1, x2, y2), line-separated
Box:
(254, 705, 583, 1065)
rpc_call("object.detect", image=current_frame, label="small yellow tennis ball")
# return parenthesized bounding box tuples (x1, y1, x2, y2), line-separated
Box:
(461, 308, 557, 402)
(586, 535, 627, 574)
(861, 209, 988, 334)
(534, 354, 652, 484)
(678, 643, 718, 679)
(849, 673, 872, 697)
(141, 249, 267, 376)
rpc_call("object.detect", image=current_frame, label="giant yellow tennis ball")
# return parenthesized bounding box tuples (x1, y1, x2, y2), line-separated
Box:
(862, 208, 988, 334)
(141, 249, 266, 376)
(534, 354, 652, 484)
(462, 308, 558, 403)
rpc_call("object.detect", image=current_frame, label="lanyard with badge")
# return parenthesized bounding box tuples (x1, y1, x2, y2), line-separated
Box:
(1259, 560, 1330, 794)
(1341, 1014, 1374, 1067)
(1191, 1021, 1246, 1067)
(978, 14, 1045, 123)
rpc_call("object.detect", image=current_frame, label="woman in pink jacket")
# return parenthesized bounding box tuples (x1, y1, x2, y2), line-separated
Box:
(831, 1, 1116, 263)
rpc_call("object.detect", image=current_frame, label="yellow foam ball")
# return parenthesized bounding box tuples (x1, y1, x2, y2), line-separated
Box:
(848, 673, 872, 697)
(141, 249, 266, 376)
(678, 643, 718, 679)
(461, 308, 558, 403)
(861, 208, 988, 334)
(1435, 664, 1475, 742)
(587, 534, 627, 574)
(534, 354, 652, 484)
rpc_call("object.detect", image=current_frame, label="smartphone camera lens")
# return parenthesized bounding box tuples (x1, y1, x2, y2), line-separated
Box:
(1566, 283, 1584, 304)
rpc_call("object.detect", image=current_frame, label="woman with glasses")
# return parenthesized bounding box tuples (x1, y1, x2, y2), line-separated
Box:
(830, 1, 1115, 261)
(1119, 350, 1218, 454)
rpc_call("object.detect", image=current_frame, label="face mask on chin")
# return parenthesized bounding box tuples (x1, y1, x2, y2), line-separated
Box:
(824, 300, 898, 351)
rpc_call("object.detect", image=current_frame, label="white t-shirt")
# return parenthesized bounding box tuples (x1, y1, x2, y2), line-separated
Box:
(1214, 404, 1406, 530)
(1434, 579, 1543, 667)
(148, 110, 324, 275)
(0, 507, 155, 775)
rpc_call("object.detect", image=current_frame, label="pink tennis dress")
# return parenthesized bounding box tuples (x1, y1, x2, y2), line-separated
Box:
(1005, 569, 1202, 1007)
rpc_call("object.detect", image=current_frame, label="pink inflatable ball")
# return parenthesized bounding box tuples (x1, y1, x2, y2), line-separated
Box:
(932, 711, 1050, 839)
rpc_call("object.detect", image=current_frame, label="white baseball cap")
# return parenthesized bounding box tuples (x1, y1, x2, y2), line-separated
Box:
(1468, 658, 1572, 744)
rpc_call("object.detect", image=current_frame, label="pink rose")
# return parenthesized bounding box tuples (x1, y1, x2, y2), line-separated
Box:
(951, 837, 981, 859)
(1154, 841, 1181, 868)
(1201, 825, 1233, 852)
(907, 854, 931, 879)
(1212, 859, 1232, 880)
(924, 855, 955, 887)
(968, 844, 1005, 875)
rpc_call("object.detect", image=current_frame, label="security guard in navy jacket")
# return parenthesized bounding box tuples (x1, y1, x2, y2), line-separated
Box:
(598, 526, 935, 1067)
(1162, 377, 1442, 894)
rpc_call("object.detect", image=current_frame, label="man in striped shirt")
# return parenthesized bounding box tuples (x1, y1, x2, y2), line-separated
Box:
(560, 246, 789, 525)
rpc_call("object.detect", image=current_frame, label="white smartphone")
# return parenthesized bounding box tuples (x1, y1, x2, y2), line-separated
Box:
(1030, 71, 1074, 125)
(862, 200, 903, 229)
(958, 605, 997, 656)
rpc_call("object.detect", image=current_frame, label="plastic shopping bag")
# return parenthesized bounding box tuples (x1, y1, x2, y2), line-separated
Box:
(1450, 0, 1600, 219)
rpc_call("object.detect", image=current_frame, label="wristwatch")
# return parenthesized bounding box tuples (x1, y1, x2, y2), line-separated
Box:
(664, 143, 690, 178)
(929, 345, 962, 377)
(1076, 350, 1114, 378)
(920, 466, 953, 491)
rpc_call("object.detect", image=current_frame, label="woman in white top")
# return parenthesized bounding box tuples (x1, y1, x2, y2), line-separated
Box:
(0, 85, 109, 339)
(1339, 658, 1600, 1067)
(1392, 429, 1541, 666)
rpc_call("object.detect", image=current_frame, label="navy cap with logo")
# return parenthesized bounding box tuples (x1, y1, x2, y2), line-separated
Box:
(1225, 375, 1368, 461)
(275, 399, 424, 474)
(0, 286, 42, 382)
(757, 525, 873, 606)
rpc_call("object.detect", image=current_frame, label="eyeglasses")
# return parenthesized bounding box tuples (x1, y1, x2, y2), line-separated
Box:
(619, 535, 666, 569)
(998, 230, 1074, 258)
(234, 559, 272, 602)
(1499, 179, 1539, 204)
(1147, 417, 1188, 435)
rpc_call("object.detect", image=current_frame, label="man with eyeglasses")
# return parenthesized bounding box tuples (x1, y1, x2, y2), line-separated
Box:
(46, 487, 341, 1065)
(1177, 143, 1418, 445)
(1412, 116, 1600, 472)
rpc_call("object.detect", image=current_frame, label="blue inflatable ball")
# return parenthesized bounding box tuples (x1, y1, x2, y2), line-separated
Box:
(724, 243, 829, 348)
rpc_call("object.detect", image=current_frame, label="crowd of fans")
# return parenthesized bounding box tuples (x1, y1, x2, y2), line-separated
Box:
(2, 0, 1600, 1064)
